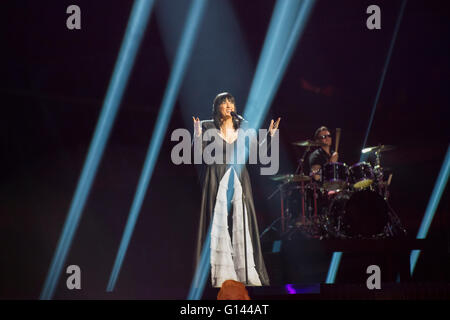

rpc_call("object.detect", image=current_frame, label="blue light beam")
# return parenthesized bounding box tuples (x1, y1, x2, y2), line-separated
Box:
(244, 0, 296, 121)
(187, 223, 212, 300)
(239, 0, 315, 175)
(360, 0, 408, 157)
(244, 0, 315, 132)
(40, 0, 154, 300)
(107, 0, 207, 292)
(186, 0, 315, 300)
(410, 145, 450, 275)
(326, 252, 343, 284)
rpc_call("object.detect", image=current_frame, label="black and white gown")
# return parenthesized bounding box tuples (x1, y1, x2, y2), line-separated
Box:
(194, 120, 270, 288)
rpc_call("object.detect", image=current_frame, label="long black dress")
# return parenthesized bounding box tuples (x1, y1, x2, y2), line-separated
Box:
(194, 120, 270, 287)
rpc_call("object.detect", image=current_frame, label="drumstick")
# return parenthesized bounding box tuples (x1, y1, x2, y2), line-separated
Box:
(387, 173, 393, 185)
(335, 128, 341, 153)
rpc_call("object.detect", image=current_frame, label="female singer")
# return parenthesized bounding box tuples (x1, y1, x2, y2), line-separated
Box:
(192, 92, 280, 287)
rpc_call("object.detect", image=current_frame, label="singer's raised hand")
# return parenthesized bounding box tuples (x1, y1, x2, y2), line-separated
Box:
(193, 116, 201, 137)
(269, 117, 281, 136)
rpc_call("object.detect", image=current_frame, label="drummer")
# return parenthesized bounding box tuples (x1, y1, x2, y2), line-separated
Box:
(308, 126, 339, 182)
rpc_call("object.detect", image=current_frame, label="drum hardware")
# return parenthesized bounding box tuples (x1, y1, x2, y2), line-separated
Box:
(269, 171, 311, 232)
(259, 216, 282, 239)
(292, 140, 327, 147)
(294, 142, 313, 225)
(266, 138, 404, 239)
(270, 174, 311, 183)
(326, 189, 391, 239)
(300, 180, 306, 225)
(361, 144, 396, 154)
(267, 181, 291, 233)
(275, 180, 327, 239)
(362, 144, 396, 202)
(385, 199, 407, 237)
(374, 148, 384, 196)
(324, 143, 404, 239)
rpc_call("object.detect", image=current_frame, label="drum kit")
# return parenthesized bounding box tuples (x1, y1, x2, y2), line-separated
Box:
(268, 136, 406, 240)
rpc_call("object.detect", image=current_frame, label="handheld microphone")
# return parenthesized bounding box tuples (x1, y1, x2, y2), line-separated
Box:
(230, 111, 248, 122)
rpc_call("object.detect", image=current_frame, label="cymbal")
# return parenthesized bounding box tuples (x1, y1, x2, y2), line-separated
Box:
(292, 140, 327, 147)
(270, 174, 311, 182)
(362, 145, 396, 153)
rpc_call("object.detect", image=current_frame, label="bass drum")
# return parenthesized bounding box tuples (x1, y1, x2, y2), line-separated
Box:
(327, 189, 391, 238)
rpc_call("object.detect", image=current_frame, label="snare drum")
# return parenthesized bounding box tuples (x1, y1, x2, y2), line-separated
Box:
(322, 162, 348, 191)
(349, 162, 374, 190)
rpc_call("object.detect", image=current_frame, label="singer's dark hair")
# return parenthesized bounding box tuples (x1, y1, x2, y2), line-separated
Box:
(314, 126, 330, 140)
(212, 92, 240, 130)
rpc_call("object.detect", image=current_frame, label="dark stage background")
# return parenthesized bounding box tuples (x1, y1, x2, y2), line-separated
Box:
(1, 0, 449, 299)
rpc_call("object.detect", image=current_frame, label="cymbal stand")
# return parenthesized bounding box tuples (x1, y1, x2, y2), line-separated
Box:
(268, 182, 289, 233)
(300, 180, 306, 224)
(313, 182, 318, 218)
(295, 145, 311, 175)
(373, 146, 385, 196)
(295, 146, 310, 225)
(386, 201, 407, 237)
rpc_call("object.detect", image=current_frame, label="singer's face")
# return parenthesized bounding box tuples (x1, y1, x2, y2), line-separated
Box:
(219, 98, 235, 119)
(318, 130, 332, 147)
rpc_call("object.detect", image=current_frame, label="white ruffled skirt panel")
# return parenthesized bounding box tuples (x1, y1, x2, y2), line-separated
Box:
(210, 167, 262, 288)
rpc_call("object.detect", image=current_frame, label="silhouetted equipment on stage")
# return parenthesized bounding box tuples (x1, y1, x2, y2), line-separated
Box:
(265, 136, 406, 240)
